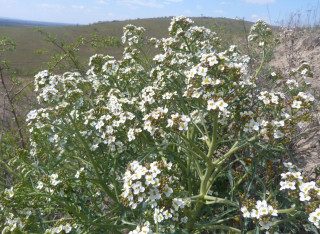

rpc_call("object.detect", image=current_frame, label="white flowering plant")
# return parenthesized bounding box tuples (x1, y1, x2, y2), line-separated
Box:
(0, 17, 318, 233)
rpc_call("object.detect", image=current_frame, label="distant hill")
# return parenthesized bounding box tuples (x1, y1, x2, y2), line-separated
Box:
(0, 17, 74, 27)
(0, 17, 254, 75)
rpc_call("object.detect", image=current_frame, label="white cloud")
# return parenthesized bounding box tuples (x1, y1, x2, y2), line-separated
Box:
(72, 5, 85, 10)
(117, 0, 164, 9)
(97, 0, 108, 4)
(184, 10, 192, 14)
(39, 3, 65, 10)
(0, 0, 15, 3)
(196, 5, 203, 10)
(243, 0, 275, 4)
(166, 0, 183, 2)
(220, 1, 231, 4)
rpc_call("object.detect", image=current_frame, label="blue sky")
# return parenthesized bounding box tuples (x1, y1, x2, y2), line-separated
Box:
(1, 0, 320, 25)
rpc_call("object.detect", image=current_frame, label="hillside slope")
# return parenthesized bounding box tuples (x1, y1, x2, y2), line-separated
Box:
(0, 18, 73, 27)
(0, 17, 253, 75)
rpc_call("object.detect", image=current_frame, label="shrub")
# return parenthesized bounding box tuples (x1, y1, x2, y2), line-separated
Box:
(0, 17, 318, 233)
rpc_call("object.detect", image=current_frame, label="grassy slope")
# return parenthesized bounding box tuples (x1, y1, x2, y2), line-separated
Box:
(0, 17, 253, 76)
(0, 18, 73, 27)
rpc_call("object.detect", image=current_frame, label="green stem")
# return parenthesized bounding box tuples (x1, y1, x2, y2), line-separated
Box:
(180, 134, 208, 163)
(199, 111, 210, 147)
(204, 195, 238, 206)
(277, 206, 303, 214)
(254, 47, 265, 78)
(187, 200, 204, 232)
(214, 135, 259, 167)
(200, 163, 214, 195)
(0, 159, 22, 179)
(229, 172, 248, 196)
(206, 111, 219, 162)
(156, 222, 159, 234)
(66, 113, 118, 203)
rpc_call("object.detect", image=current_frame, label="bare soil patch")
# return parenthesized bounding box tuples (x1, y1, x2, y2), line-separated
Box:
(271, 30, 320, 178)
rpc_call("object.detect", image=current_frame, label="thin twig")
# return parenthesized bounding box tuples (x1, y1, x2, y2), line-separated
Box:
(10, 80, 34, 101)
(0, 67, 25, 148)
(0, 92, 7, 155)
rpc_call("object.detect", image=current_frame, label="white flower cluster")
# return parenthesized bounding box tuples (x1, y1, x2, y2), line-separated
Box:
(129, 221, 152, 234)
(248, 20, 272, 43)
(49, 173, 62, 186)
(44, 222, 76, 234)
(280, 162, 320, 228)
(166, 113, 191, 132)
(121, 160, 174, 209)
(241, 200, 278, 230)
(243, 118, 263, 133)
(258, 91, 285, 106)
(298, 92, 315, 103)
(1, 206, 33, 232)
(143, 107, 169, 137)
(286, 79, 299, 89)
(290, 62, 313, 86)
(121, 160, 190, 232)
(207, 98, 228, 112)
(121, 24, 145, 45)
(309, 207, 320, 229)
(4, 187, 14, 199)
(241, 200, 278, 219)
(2, 213, 25, 233)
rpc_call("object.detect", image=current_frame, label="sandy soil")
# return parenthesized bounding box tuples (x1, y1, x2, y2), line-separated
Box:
(271, 30, 320, 178)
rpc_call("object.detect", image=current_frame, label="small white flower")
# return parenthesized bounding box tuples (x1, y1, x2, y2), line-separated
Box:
(299, 192, 311, 201)
(250, 209, 260, 219)
(37, 181, 44, 190)
(292, 100, 302, 109)
(181, 216, 188, 223)
(5, 187, 14, 198)
(241, 206, 251, 218)
(259, 220, 272, 230)
(51, 180, 61, 186)
(145, 174, 155, 186)
(149, 188, 161, 201)
(274, 130, 284, 139)
(56, 225, 64, 233)
(163, 184, 173, 197)
(75, 171, 80, 178)
(50, 173, 58, 180)
(172, 198, 182, 211)
(197, 66, 208, 76)
(64, 223, 72, 233)
(207, 99, 217, 111)
(178, 122, 188, 131)
(303, 224, 312, 232)
(268, 205, 278, 216)
(287, 181, 296, 190)
(216, 98, 228, 111)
